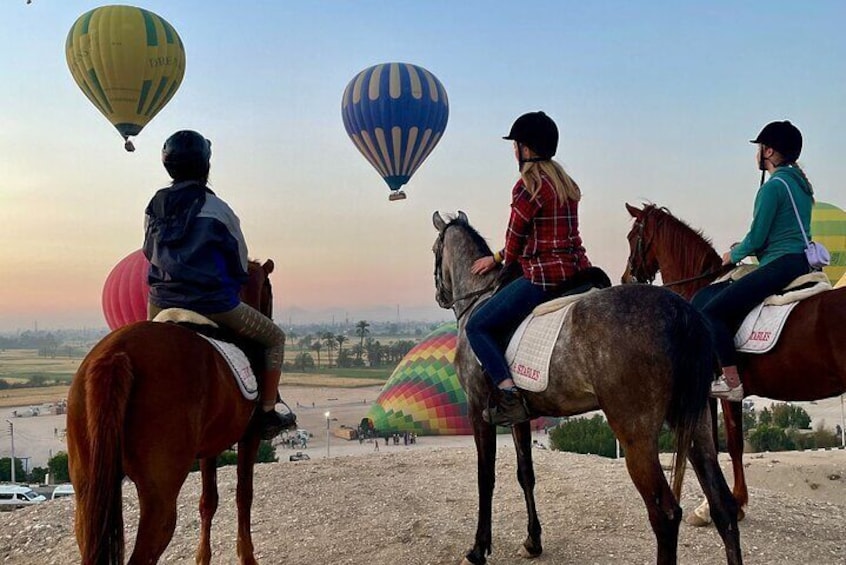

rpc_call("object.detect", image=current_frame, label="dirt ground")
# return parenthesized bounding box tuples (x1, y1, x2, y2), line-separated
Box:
(0, 386, 844, 564)
(0, 443, 843, 564)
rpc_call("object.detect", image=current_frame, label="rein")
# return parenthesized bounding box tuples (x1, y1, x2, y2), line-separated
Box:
(661, 266, 733, 288)
(452, 284, 496, 320)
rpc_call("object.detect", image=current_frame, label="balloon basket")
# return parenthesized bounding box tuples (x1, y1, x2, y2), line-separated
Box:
(388, 190, 407, 202)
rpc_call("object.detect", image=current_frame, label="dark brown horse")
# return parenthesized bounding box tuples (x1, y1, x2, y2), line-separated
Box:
(67, 260, 278, 565)
(432, 211, 742, 565)
(623, 202, 846, 518)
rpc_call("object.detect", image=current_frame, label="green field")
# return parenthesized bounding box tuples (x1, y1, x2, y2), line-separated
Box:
(0, 349, 80, 384)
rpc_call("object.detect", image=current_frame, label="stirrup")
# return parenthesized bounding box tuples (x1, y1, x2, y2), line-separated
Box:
(482, 389, 530, 426)
(710, 376, 744, 402)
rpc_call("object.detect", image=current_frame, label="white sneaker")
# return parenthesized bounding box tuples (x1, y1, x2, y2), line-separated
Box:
(710, 375, 744, 402)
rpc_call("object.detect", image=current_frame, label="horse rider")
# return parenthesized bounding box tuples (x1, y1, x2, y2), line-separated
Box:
(466, 111, 592, 426)
(696, 120, 814, 402)
(143, 130, 297, 438)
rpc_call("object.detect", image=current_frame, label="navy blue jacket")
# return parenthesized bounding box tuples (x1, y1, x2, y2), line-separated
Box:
(143, 181, 249, 314)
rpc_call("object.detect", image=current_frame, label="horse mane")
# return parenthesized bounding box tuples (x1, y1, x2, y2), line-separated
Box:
(445, 215, 493, 257)
(642, 204, 721, 269)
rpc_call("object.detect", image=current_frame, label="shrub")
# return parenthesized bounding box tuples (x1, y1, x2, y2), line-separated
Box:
(47, 451, 71, 483)
(550, 415, 617, 458)
(0, 457, 26, 482)
(747, 424, 795, 452)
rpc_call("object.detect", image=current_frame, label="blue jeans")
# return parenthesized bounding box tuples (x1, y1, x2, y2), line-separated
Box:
(692, 253, 809, 367)
(466, 277, 555, 386)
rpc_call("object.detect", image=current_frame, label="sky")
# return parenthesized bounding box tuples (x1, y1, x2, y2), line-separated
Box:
(1, 1, 845, 332)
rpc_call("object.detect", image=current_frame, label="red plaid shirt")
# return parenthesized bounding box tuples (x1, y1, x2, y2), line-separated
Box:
(502, 176, 591, 288)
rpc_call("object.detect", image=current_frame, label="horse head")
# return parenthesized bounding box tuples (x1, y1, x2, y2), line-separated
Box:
(623, 203, 661, 284)
(432, 211, 497, 319)
(242, 259, 274, 318)
(623, 203, 724, 300)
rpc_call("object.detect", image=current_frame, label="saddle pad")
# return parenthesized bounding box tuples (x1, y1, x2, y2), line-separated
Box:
(505, 302, 575, 392)
(734, 302, 799, 354)
(198, 335, 258, 400)
(763, 272, 830, 306)
(152, 307, 219, 327)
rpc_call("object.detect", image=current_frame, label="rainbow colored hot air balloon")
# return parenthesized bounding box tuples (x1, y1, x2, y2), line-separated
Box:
(367, 323, 558, 435)
(102, 249, 150, 330)
(811, 201, 846, 285)
(66, 5, 186, 151)
(341, 62, 449, 201)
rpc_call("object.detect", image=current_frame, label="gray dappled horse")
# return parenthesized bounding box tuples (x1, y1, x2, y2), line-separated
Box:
(432, 211, 742, 565)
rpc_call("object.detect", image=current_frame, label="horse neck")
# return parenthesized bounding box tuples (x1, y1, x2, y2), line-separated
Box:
(653, 216, 722, 301)
(445, 229, 496, 315)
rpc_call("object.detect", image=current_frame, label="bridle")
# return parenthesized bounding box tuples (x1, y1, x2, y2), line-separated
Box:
(627, 211, 657, 284)
(433, 225, 497, 321)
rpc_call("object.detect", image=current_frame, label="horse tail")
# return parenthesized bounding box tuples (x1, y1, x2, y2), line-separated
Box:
(665, 305, 715, 500)
(78, 352, 133, 565)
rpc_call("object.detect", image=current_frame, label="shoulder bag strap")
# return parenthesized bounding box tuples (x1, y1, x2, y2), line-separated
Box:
(773, 176, 811, 247)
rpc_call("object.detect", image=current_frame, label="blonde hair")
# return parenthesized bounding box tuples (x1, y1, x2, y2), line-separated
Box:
(520, 160, 581, 203)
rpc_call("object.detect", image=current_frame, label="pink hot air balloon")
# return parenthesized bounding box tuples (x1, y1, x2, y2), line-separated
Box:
(102, 249, 150, 330)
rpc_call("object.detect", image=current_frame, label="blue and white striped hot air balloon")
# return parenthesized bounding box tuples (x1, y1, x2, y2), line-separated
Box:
(342, 62, 449, 201)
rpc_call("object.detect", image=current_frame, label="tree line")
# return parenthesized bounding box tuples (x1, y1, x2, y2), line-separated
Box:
(549, 402, 842, 458)
(284, 320, 417, 371)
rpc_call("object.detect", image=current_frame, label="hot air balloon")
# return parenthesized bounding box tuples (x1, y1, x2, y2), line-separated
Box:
(366, 323, 558, 435)
(66, 5, 185, 151)
(102, 249, 150, 330)
(811, 201, 846, 285)
(341, 62, 449, 201)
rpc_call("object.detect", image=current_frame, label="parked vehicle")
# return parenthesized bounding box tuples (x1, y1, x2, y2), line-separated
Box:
(0, 485, 47, 509)
(51, 484, 75, 500)
(289, 451, 310, 462)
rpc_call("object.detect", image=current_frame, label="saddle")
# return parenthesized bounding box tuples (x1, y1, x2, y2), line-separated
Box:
(502, 267, 612, 392)
(716, 268, 832, 354)
(152, 308, 263, 399)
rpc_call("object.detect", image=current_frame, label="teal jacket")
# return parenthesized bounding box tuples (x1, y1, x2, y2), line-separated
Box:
(730, 167, 813, 267)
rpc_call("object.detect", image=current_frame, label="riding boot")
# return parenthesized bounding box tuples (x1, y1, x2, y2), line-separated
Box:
(482, 388, 530, 426)
(256, 369, 297, 440)
(256, 408, 297, 440)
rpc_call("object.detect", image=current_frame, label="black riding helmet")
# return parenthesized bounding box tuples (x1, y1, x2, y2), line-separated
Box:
(503, 111, 559, 160)
(162, 130, 212, 181)
(750, 121, 802, 163)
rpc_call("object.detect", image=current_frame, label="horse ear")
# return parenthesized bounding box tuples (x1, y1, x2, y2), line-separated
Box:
(625, 203, 642, 218)
(432, 211, 447, 231)
(457, 210, 468, 224)
(262, 259, 275, 275)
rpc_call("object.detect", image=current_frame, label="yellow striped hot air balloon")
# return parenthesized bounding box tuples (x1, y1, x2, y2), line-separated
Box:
(811, 201, 846, 285)
(66, 5, 185, 151)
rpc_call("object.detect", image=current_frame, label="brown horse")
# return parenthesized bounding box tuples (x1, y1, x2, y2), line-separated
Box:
(67, 260, 277, 565)
(432, 211, 742, 565)
(623, 202, 846, 517)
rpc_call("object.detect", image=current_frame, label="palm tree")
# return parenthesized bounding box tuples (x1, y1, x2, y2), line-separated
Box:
(310, 341, 322, 369)
(351, 343, 365, 363)
(355, 320, 370, 353)
(287, 331, 298, 349)
(322, 332, 336, 367)
(335, 334, 347, 359)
